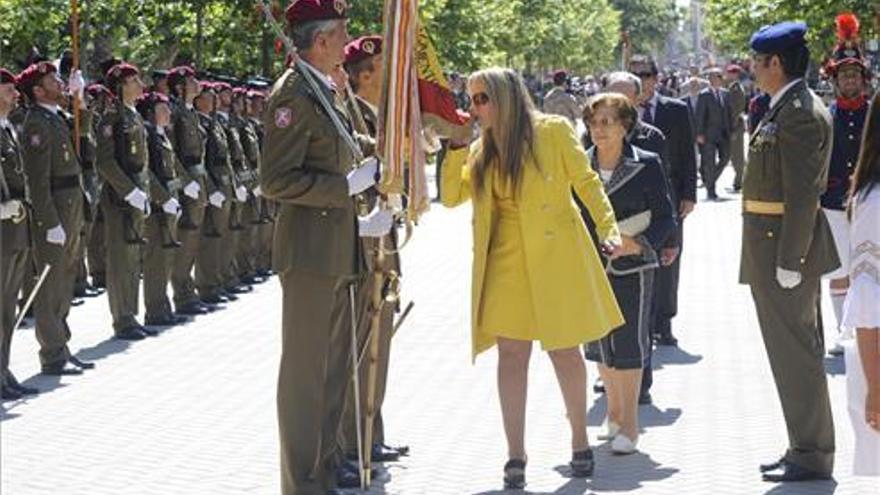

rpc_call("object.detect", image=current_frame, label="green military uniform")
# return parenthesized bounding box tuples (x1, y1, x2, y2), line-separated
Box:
(21, 103, 85, 367)
(1, 117, 31, 386)
(96, 103, 149, 334)
(740, 79, 838, 475)
(262, 63, 367, 494)
(339, 95, 401, 457)
(195, 111, 234, 300)
(250, 113, 275, 275)
(143, 121, 188, 321)
(169, 100, 209, 310)
(727, 79, 747, 189)
(216, 110, 247, 291)
(71, 106, 102, 294)
(233, 111, 263, 282)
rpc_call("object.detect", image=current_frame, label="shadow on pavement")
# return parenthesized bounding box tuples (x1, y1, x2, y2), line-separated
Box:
(586, 395, 681, 431)
(652, 346, 703, 368)
(0, 375, 70, 420)
(762, 478, 837, 495)
(824, 356, 845, 376)
(75, 337, 135, 362)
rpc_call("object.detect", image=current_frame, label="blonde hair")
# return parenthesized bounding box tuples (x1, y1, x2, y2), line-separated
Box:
(468, 68, 539, 194)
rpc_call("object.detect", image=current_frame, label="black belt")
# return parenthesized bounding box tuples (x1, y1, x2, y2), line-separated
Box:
(50, 175, 80, 191)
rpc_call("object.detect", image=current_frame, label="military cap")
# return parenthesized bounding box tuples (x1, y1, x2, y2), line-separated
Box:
(0, 68, 16, 85)
(828, 13, 869, 76)
(247, 90, 267, 100)
(152, 69, 168, 80)
(345, 36, 382, 66)
(16, 61, 57, 92)
(232, 86, 249, 98)
(168, 65, 197, 86)
(86, 83, 113, 98)
(105, 62, 140, 91)
(725, 64, 743, 73)
(285, 0, 348, 26)
(212, 81, 233, 93)
(553, 70, 568, 86)
(196, 80, 216, 95)
(750, 21, 807, 54)
(135, 91, 170, 116)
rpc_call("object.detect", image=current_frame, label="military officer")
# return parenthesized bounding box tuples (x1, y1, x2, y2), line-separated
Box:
(822, 14, 871, 356)
(83, 83, 114, 289)
(231, 86, 264, 285)
(1, 68, 40, 399)
(725, 64, 748, 192)
(742, 22, 838, 482)
(194, 82, 235, 305)
(262, 1, 392, 493)
(17, 61, 95, 375)
(338, 34, 408, 468)
(247, 88, 275, 278)
(95, 62, 156, 340)
(137, 91, 189, 326)
(167, 66, 213, 316)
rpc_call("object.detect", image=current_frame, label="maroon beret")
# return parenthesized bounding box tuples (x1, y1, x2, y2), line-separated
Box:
(197, 81, 216, 94)
(247, 90, 267, 100)
(285, 0, 347, 26)
(212, 81, 233, 93)
(16, 61, 57, 91)
(0, 68, 16, 85)
(135, 91, 170, 115)
(344, 36, 382, 66)
(105, 63, 140, 90)
(232, 86, 249, 97)
(725, 64, 743, 74)
(86, 83, 113, 98)
(168, 65, 196, 86)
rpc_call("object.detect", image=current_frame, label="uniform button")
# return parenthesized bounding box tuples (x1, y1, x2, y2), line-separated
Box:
(544, 230, 554, 239)
(320, 211, 328, 217)
(541, 204, 550, 212)
(800, 258, 806, 264)
(849, 135, 855, 140)
(766, 231, 774, 238)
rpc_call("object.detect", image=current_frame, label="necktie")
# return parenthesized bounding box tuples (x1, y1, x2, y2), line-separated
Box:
(640, 102, 653, 125)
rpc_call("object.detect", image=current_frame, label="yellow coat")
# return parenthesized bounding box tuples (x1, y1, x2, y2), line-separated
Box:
(442, 114, 625, 361)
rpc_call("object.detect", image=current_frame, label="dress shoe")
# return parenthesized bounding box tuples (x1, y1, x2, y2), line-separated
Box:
(6, 374, 39, 395)
(336, 462, 376, 489)
(69, 356, 95, 370)
(570, 448, 594, 477)
(638, 391, 653, 405)
(115, 327, 147, 341)
(91, 275, 106, 289)
(371, 443, 401, 462)
(42, 362, 84, 375)
(611, 433, 638, 455)
(137, 325, 159, 337)
(385, 443, 410, 456)
(176, 302, 209, 316)
(1, 385, 22, 400)
(760, 457, 786, 473)
(145, 314, 186, 326)
(71, 297, 85, 307)
(75, 284, 104, 298)
(227, 284, 253, 294)
(762, 461, 832, 482)
(654, 334, 678, 347)
(201, 295, 228, 305)
(241, 275, 264, 285)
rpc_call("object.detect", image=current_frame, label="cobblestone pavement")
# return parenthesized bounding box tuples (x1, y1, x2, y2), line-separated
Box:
(2, 169, 877, 495)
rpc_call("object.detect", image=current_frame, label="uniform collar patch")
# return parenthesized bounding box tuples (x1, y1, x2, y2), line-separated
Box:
(275, 107, 292, 129)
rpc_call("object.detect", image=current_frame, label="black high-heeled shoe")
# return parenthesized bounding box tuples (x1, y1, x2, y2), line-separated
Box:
(570, 448, 594, 477)
(503, 458, 526, 489)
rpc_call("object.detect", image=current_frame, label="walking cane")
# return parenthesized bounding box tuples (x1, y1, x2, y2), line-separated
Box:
(348, 283, 367, 491)
(12, 264, 52, 331)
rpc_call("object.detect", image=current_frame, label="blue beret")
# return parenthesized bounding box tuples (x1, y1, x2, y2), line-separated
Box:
(750, 21, 807, 54)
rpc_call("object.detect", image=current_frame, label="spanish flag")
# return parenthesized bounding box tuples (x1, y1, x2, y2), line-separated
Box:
(415, 20, 471, 142)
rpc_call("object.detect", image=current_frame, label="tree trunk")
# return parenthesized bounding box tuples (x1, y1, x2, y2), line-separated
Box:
(195, 4, 204, 68)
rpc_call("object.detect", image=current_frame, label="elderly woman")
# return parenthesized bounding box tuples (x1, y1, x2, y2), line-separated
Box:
(442, 68, 624, 488)
(582, 93, 676, 454)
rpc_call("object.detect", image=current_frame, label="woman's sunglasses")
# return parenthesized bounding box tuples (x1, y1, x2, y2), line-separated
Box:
(471, 92, 490, 107)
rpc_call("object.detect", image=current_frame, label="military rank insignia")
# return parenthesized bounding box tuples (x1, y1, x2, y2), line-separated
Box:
(275, 107, 292, 129)
(751, 122, 778, 151)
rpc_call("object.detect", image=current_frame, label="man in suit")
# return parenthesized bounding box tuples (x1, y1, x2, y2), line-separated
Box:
(695, 67, 732, 200)
(261, 1, 392, 493)
(630, 55, 697, 348)
(725, 65, 748, 192)
(742, 21, 837, 483)
(542, 70, 581, 127)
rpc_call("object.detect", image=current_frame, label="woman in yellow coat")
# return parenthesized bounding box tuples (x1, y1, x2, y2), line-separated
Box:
(441, 68, 625, 488)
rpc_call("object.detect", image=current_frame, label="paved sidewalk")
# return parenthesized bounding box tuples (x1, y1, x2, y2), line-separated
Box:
(2, 171, 877, 494)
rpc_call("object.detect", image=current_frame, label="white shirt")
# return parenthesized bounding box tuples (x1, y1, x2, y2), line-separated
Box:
(38, 102, 59, 115)
(215, 110, 229, 122)
(770, 78, 803, 109)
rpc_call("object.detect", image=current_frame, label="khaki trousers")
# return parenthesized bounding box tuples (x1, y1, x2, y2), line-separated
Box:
(195, 201, 230, 298)
(751, 275, 835, 475)
(103, 202, 143, 332)
(1, 247, 29, 384)
(730, 126, 746, 188)
(143, 213, 177, 318)
(171, 197, 205, 307)
(278, 270, 355, 495)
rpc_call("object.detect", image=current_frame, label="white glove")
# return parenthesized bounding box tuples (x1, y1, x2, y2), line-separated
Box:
(253, 185, 262, 197)
(46, 224, 66, 246)
(209, 191, 225, 208)
(358, 207, 394, 238)
(125, 188, 149, 213)
(235, 185, 248, 203)
(776, 267, 802, 289)
(346, 156, 380, 196)
(183, 180, 200, 199)
(0, 200, 24, 221)
(68, 70, 85, 101)
(162, 197, 181, 216)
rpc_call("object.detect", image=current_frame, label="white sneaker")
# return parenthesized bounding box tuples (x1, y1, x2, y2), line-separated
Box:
(598, 421, 620, 440)
(611, 433, 638, 455)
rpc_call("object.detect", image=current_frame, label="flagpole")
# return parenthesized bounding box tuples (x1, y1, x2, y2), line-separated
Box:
(70, 0, 81, 157)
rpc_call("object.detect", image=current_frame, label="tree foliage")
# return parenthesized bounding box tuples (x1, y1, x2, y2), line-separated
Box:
(0, 0, 624, 79)
(610, 0, 679, 56)
(704, 0, 878, 61)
